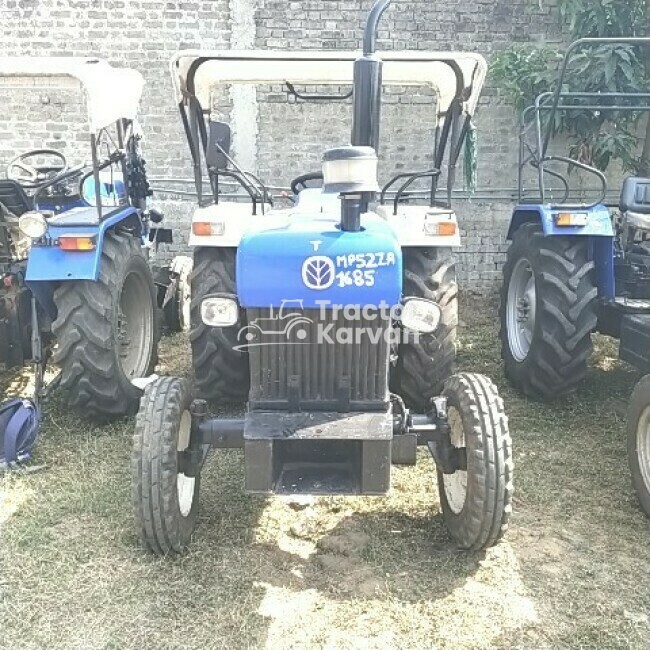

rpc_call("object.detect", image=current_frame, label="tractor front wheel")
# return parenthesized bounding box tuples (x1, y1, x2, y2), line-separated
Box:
(52, 231, 158, 420)
(627, 375, 650, 518)
(500, 223, 597, 399)
(437, 373, 513, 551)
(132, 376, 200, 554)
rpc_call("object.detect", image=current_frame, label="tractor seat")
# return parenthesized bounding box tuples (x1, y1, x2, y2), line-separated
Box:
(0, 180, 33, 217)
(621, 177, 650, 231)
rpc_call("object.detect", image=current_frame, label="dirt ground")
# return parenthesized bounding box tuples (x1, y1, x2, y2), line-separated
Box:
(1, 296, 649, 650)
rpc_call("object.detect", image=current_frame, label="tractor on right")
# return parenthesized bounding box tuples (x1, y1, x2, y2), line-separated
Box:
(499, 37, 650, 517)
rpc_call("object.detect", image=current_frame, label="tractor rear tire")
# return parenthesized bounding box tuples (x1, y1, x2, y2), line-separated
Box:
(391, 247, 457, 410)
(52, 231, 158, 420)
(132, 376, 200, 554)
(190, 247, 249, 402)
(437, 373, 513, 551)
(627, 375, 650, 518)
(500, 223, 597, 399)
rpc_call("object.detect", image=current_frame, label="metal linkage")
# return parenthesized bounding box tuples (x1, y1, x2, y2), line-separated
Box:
(186, 392, 467, 479)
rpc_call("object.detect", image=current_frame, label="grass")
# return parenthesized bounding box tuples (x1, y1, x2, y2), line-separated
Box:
(1, 295, 649, 650)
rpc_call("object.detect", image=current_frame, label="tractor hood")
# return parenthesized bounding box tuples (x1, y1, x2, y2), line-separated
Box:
(237, 211, 402, 309)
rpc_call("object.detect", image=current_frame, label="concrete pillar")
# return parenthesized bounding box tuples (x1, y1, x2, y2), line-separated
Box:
(229, 0, 258, 174)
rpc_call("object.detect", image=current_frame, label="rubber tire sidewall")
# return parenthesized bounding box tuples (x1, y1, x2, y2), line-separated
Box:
(627, 375, 650, 518)
(190, 247, 250, 402)
(500, 223, 596, 399)
(437, 373, 513, 551)
(392, 246, 458, 410)
(116, 252, 158, 381)
(53, 231, 158, 419)
(132, 376, 200, 554)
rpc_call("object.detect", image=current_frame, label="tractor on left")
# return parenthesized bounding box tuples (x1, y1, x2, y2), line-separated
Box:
(0, 57, 172, 439)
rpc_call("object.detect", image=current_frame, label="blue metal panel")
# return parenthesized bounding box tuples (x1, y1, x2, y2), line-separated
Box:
(591, 236, 616, 299)
(25, 207, 140, 282)
(507, 204, 614, 239)
(507, 204, 616, 299)
(237, 213, 403, 308)
(38, 198, 87, 214)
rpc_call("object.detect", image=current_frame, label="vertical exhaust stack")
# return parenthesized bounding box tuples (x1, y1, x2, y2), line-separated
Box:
(322, 1, 390, 233)
(351, 0, 392, 151)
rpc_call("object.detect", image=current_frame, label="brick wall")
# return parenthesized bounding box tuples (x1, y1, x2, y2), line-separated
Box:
(0, 0, 566, 291)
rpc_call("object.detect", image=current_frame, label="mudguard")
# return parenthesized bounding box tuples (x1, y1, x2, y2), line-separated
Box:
(237, 212, 402, 309)
(506, 204, 614, 240)
(507, 203, 616, 299)
(25, 206, 142, 282)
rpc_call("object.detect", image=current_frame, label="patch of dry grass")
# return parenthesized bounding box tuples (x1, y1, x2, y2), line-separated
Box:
(1, 296, 649, 649)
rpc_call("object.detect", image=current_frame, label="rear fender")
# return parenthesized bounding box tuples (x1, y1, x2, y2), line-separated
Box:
(25, 207, 143, 283)
(506, 204, 614, 239)
(507, 204, 615, 299)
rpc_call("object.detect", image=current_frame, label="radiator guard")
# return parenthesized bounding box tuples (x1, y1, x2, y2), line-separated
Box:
(245, 308, 391, 411)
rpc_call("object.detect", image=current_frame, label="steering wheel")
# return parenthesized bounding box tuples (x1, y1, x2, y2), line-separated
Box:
(291, 172, 324, 195)
(6, 149, 68, 190)
(31, 162, 88, 206)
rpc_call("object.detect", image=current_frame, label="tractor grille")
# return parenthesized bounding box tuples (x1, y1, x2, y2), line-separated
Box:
(246, 308, 391, 411)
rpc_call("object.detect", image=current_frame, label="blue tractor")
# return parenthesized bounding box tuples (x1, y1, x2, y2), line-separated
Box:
(499, 38, 650, 516)
(0, 58, 165, 423)
(132, 0, 514, 554)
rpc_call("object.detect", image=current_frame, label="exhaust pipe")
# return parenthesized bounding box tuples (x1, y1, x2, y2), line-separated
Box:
(321, 1, 390, 233)
(351, 0, 392, 151)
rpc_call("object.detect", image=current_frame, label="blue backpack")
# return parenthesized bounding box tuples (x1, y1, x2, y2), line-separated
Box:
(0, 398, 40, 466)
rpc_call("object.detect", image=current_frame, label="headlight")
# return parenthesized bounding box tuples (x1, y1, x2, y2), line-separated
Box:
(201, 296, 239, 327)
(18, 211, 48, 239)
(401, 298, 441, 334)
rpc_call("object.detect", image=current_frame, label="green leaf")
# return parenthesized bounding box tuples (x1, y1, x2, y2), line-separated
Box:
(492, 0, 648, 173)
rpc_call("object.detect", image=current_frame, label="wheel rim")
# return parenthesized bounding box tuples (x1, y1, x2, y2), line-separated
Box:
(637, 405, 650, 495)
(177, 411, 196, 518)
(442, 407, 468, 515)
(117, 269, 153, 378)
(506, 258, 536, 362)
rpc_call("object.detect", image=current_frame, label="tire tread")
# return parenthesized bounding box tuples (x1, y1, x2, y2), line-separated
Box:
(132, 376, 198, 554)
(393, 247, 458, 409)
(52, 231, 157, 419)
(190, 247, 249, 401)
(439, 373, 513, 551)
(500, 223, 597, 399)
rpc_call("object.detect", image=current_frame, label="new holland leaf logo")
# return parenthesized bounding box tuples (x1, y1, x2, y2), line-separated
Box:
(302, 255, 335, 290)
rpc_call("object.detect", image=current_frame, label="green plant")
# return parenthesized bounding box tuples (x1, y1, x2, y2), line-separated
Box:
(489, 46, 557, 113)
(491, 0, 650, 173)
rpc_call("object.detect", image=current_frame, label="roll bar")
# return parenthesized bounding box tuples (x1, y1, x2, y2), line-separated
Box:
(520, 37, 650, 208)
(171, 1, 487, 210)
